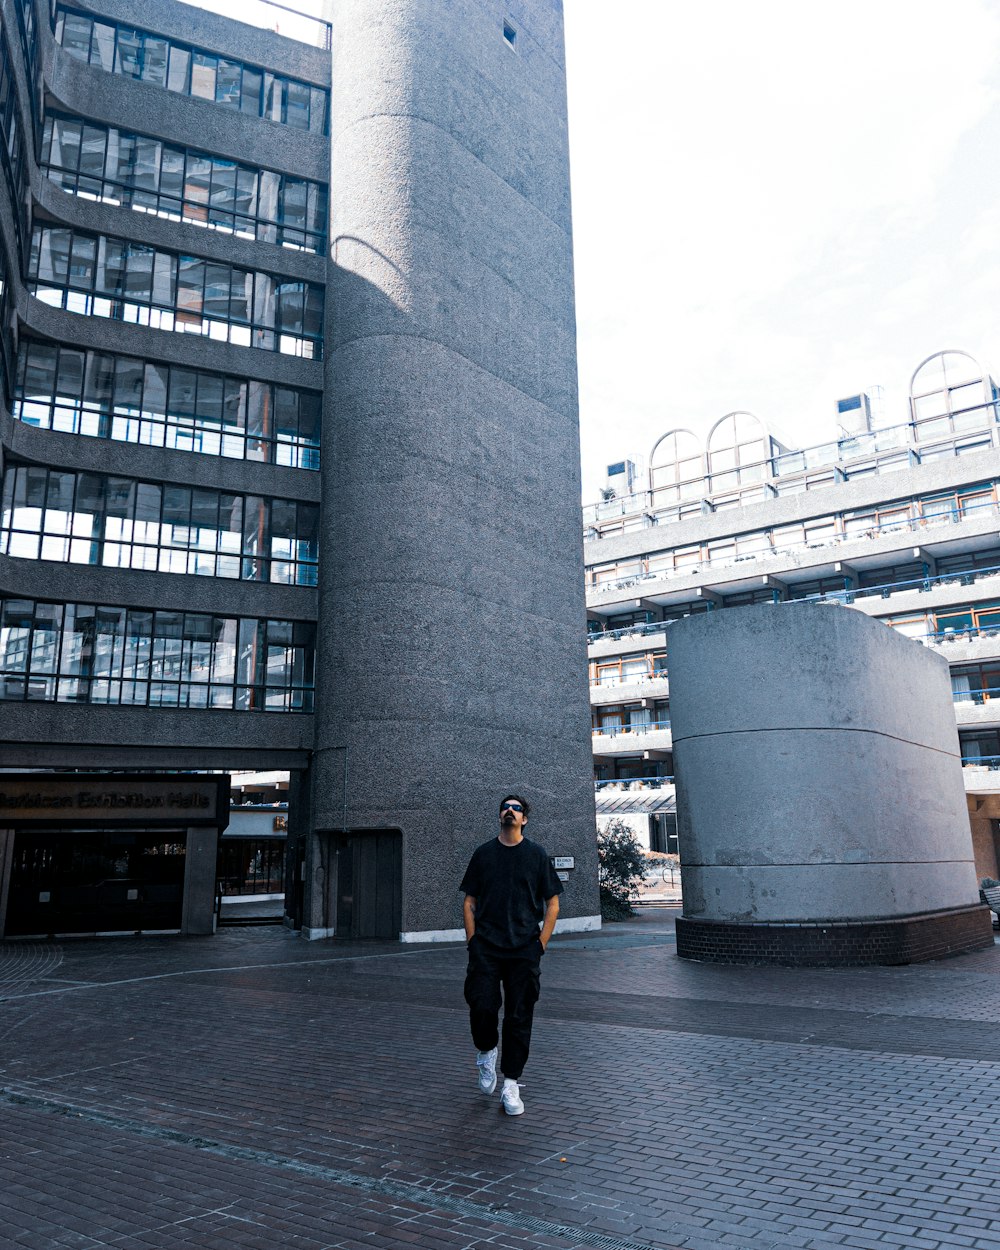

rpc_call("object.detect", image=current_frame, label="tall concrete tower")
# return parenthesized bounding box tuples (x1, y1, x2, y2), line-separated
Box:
(306, 0, 599, 938)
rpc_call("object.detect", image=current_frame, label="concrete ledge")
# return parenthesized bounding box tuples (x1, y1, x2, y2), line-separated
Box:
(399, 915, 603, 944)
(676, 904, 995, 967)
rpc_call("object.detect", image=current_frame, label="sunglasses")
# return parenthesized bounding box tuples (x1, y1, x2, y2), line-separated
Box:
(500, 802, 524, 813)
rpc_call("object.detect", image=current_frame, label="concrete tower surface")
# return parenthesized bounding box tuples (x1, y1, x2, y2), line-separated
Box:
(308, 0, 599, 938)
(668, 602, 993, 964)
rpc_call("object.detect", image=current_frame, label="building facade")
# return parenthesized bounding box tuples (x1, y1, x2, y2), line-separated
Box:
(0, 0, 600, 939)
(585, 351, 1000, 882)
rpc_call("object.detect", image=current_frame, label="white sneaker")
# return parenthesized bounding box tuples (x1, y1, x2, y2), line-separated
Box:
(501, 1078, 524, 1116)
(476, 1047, 497, 1095)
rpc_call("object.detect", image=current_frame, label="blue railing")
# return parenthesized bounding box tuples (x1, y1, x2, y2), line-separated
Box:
(962, 755, 1000, 770)
(587, 562, 1000, 649)
(922, 624, 1000, 646)
(820, 562, 1000, 606)
(587, 498, 1000, 597)
(592, 720, 671, 738)
(953, 686, 1000, 705)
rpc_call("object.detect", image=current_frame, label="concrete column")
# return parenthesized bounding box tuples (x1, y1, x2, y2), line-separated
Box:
(0, 829, 13, 937)
(311, 0, 600, 938)
(301, 831, 335, 940)
(668, 602, 992, 964)
(181, 827, 219, 936)
(283, 767, 312, 931)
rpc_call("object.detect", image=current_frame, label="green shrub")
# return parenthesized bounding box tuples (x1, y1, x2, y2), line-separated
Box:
(598, 819, 646, 921)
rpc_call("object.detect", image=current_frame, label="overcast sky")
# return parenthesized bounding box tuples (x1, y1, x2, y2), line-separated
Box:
(564, 0, 1000, 500)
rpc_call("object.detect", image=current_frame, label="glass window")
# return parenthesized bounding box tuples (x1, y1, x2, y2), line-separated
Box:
(96, 235, 125, 294)
(115, 28, 142, 78)
(91, 21, 115, 71)
(190, 52, 217, 100)
(176, 255, 204, 318)
(285, 80, 310, 129)
(241, 67, 262, 115)
(60, 13, 92, 60)
(216, 59, 241, 107)
(142, 35, 168, 86)
(166, 44, 190, 93)
(124, 245, 154, 300)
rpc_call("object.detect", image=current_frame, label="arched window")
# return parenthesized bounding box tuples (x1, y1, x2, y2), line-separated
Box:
(706, 411, 771, 494)
(909, 351, 999, 444)
(648, 428, 703, 505)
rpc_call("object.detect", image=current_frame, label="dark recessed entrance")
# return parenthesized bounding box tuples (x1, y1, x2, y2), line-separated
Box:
(7, 829, 187, 937)
(332, 829, 401, 939)
(0, 773, 230, 939)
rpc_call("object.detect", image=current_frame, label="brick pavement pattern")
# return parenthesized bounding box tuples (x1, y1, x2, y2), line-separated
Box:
(2, 912, 1000, 1250)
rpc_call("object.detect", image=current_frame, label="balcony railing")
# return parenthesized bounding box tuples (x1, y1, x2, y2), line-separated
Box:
(583, 419, 1000, 533)
(962, 755, 1000, 770)
(591, 671, 668, 689)
(953, 686, 1000, 705)
(594, 777, 674, 791)
(588, 564, 1000, 649)
(587, 499, 1000, 598)
(592, 720, 671, 740)
(176, 0, 332, 48)
(588, 619, 671, 644)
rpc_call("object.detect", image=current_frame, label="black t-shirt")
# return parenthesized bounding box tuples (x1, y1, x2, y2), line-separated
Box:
(460, 836, 564, 950)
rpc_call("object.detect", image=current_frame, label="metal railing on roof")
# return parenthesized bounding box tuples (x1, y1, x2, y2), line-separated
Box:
(583, 417, 1000, 532)
(175, 0, 332, 49)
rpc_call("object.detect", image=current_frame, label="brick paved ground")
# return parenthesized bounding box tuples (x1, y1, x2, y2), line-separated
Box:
(2, 911, 1000, 1250)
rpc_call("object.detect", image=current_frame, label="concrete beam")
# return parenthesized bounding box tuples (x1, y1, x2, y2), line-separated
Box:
(913, 546, 937, 575)
(695, 587, 723, 608)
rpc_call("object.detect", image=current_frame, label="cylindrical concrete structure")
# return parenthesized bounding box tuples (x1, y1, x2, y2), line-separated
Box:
(308, 0, 599, 939)
(669, 602, 992, 964)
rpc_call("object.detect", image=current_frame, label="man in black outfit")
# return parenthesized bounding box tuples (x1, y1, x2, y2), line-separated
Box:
(460, 794, 563, 1116)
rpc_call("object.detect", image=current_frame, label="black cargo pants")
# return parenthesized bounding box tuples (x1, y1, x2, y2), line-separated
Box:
(464, 933, 543, 1080)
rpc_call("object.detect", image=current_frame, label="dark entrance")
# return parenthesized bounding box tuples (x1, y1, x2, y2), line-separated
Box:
(333, 829, 401, 939)
(6, 829, 187, 937)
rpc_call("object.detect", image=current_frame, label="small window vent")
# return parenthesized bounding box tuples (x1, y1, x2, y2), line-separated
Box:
(503, 20, 517, 49)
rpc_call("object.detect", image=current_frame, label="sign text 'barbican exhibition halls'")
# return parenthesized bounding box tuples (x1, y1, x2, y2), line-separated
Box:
(0, 775, 228, 827)
(0, 790, 211, 811)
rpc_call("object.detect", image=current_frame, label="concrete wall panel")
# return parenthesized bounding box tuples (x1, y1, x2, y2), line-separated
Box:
(670, 602, 980, 925)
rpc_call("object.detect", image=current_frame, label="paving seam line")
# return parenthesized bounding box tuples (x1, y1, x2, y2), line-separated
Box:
(0, 1087, 676, 1250)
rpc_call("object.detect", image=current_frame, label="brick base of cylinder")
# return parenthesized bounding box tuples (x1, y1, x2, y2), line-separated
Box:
(675, 905, 994, 967)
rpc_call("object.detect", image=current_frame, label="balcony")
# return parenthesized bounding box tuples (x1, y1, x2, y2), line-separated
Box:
(590, 676, 669, 706)
(592, 721, 672, 758)
(962, 756, 1000, 794)
(586, 500, 1000, 604)
(953, 689, 1000, 729)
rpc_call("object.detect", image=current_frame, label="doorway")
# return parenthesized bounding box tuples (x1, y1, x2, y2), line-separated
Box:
(332, 829, 402, 939)
(6, 828, 187, 937)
